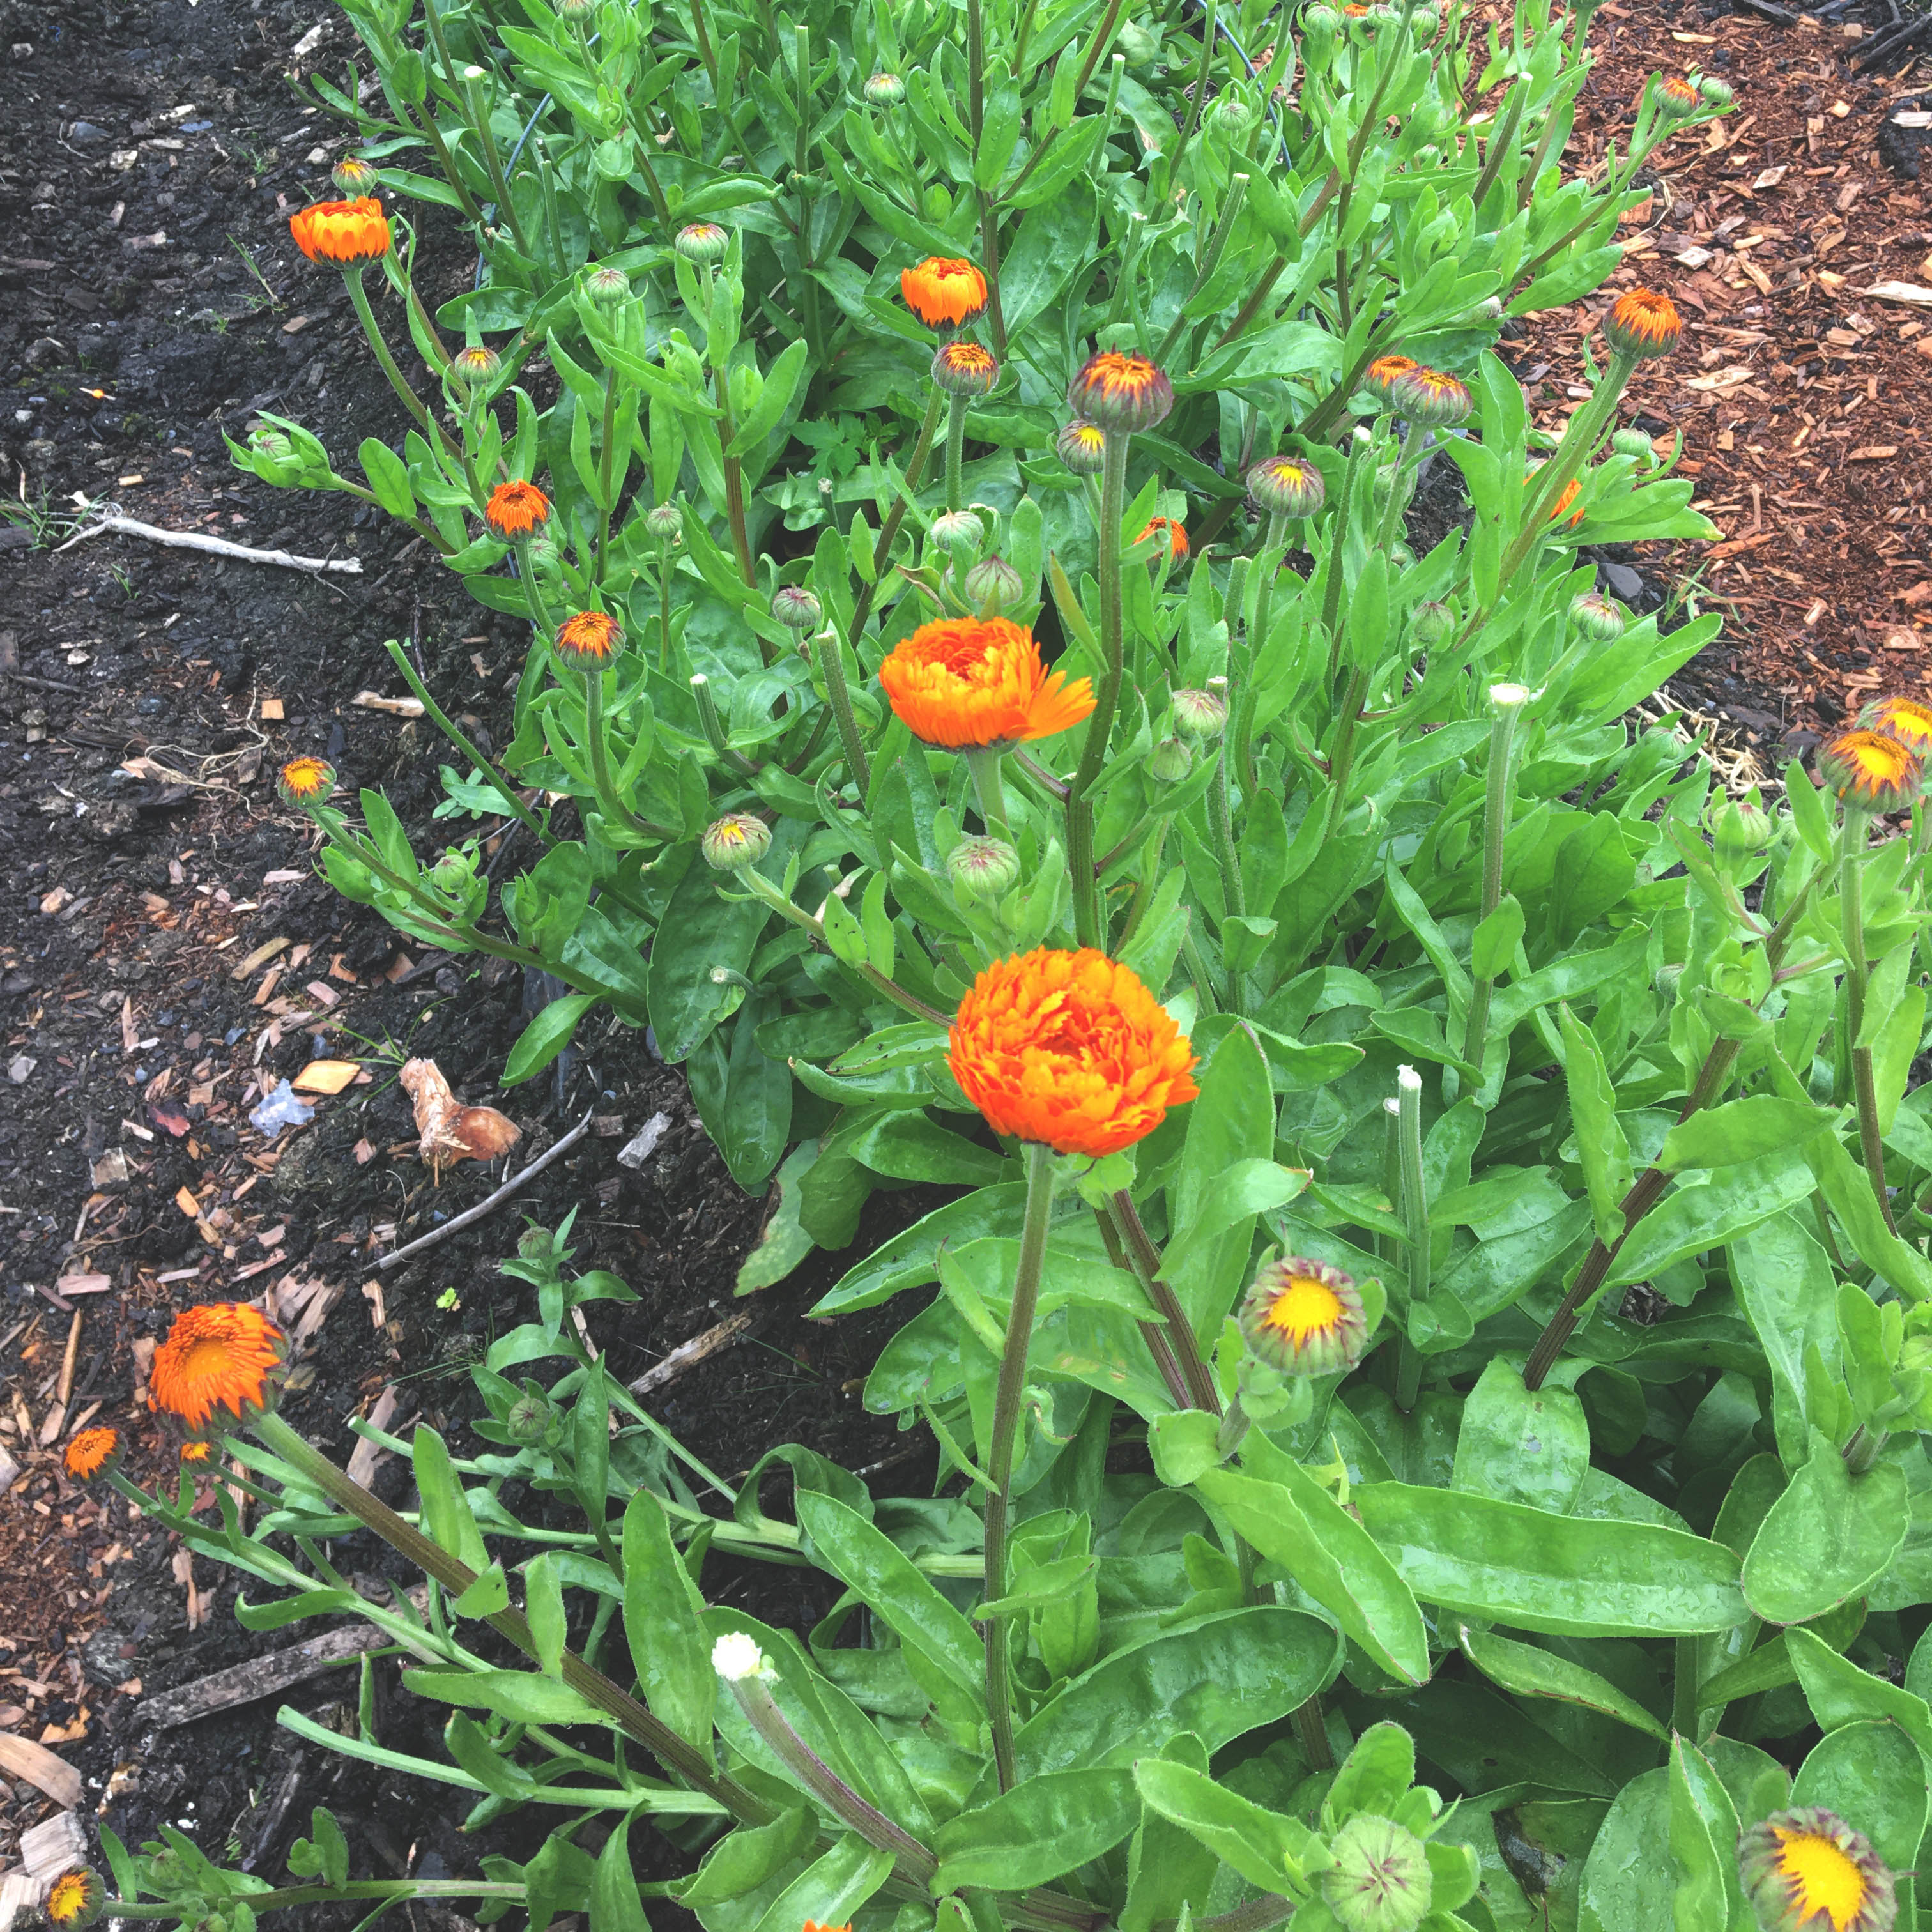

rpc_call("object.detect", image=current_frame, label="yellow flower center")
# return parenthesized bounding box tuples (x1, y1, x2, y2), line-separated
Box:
(1261, 1275, 1344, 1345)
(1775, 1828, 1869, 1931)
(49, 1877, 88, 1923)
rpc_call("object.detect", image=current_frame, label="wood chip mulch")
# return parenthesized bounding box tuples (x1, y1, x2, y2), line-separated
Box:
(1511, 1, 1931, 748)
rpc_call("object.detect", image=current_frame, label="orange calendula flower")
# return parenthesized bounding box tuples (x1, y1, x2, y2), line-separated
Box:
(1135, 516, 1188, 560)
(1859, 694, 1932, 753)
(180, 1440, 214, 1464)
(879, 615, 1094, 750)
(1739, 1807, 1895, 1932)
(802, 1922, 853, 1932)
(485, 479, 550, 540)
(901, 256, 988, 328)
(1067, 348, 1172, 434)
(555, 610, 623, 672)
(289, 196, 392, 268)
(1602, 287, 1683, 360)
(947, 948, 1199, 1157)
(1363, 354, 1418, 403)
(45, 1871, 106, 1929)
(1240, 1260, 1368, 1376)
(1819, 729, 1924, 814)
(63, 1427, 121, 1482)
(151, 1302, 286, 1438)
(278, 756, 336, 808)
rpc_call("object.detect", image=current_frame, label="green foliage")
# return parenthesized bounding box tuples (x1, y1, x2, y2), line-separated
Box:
(93, 3, 1932, 1932)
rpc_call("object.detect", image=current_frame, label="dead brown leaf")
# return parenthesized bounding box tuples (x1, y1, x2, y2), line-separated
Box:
(399, 1057, 521, 1178)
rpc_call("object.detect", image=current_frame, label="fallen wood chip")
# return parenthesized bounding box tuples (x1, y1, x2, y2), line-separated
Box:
(1862, 281, 1932, 308)
(231, 935, 291, 980)
(629, 1310, 756, 1397)
(139, 1623, 398, 1729)
(352, 690, 427, 717)
(293, 1059, 364, 1095)
(344, 1386, 409, 1487)
(19, 1812, 87, 1880)
(0, 1734, 84, 1809)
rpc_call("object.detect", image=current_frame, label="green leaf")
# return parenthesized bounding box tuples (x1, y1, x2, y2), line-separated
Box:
(1809, 1131, 1932, 1303)
(1328, 1720, 1416, 1820)
(590, 1814, 650, 1932)
(1731, 1215, 1843, 1470)
(1451, 1358, 1591, 1515)
(1132, 1757, 1328, 1895)
(524, 1553, 567, 1678)
(985, 1606, 1339, 1795)
(1472, 893, 1526, 982)
(413, 1425, 489, 1572)
(358, 437, 417, 519)
(847, 1110, 1009, 1184)
(793, 1490, 985, 1706)
(1197, 1441, 1429, 1686)
(1667, 1736, 1742, 1932)
(1167, 1025, 1274, 1338)
(400, 1668, 605, 1727)
(1657, 1094, 1835, 1171)
(1740, 1430, 1910, 1625)
(503, 993, 600, 1087)
(1790, 1719, 1928, 1873)
(646, 852, 774, 1062)
(746, 1835, 894, 1932)
(621, 1491, 716, 1761)
(1788, 1624, 1932, 1757)
(1605, 1148, 1818, 1291)
(1351, 1483, 1749, 1636)
(736, 1142, 819, 1295)
(1457, 1623, 1667, 1740)
(452, 1562, 510, 1620)
(1560, 1004, 1634, 1246)
(728, 339, 810, 460)
(679, 1809, 817, 1908)
(932, 1768, 1138, 1892)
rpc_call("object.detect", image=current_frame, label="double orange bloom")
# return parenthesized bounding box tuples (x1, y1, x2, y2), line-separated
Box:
(290, 196, 392, 268)
(151, 1302, 286, 1438)
(879, 616, 1093, 750)
(901, 257, 988, 328)
(949, 949, 1198, 1158)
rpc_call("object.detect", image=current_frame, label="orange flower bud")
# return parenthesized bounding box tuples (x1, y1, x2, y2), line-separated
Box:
(901, 256, 988, 328)
(1602, 287, 1683, 360)
(932, 341, 999, 395)
(1819, 730, 1924, 814)
(278, 756, 336, 808)
(555, 610, 623, 673)
(1067, 348, 1172, 434)
(63, 1427, 121, 1482)
(289, 196, 391, 268)
(486, 479, 550, 540)
(1135, 516, 1188, 560)
(1858, 694, 1932, 754)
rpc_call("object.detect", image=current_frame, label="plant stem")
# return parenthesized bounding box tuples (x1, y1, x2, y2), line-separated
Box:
(343, 268, 454, 463)
(1460, 691, 1525, 1072)
(459, 65, 536, 264)
(1839, 808, 1897, 1232)
(1291, 1693, 1334, 1771)
(1066, 430, 1131, 949)
(1322, 667, 1370, 839)
(689, 671, 758, 776)
(247, 1411, 770, 1820)
(944, 391, 970, 514)
(967, 748, 1011, 839)
(585, 670, 682, 838)
(1094, 1207, 1193, 1409)
(1392, 1064, 1429, 1410)
(813, 625, 871, 794)
(1523, 868, 1818, 1388)
(848, 385, 946, 642)
(109, 1883, 529, 1920)
(713, 365, 760, 603)
(1110, 1191, 1221, 1413)
(381, 639, 545, 839)
(595, 371, 619, 585)
(657, 542, 677, 670)
(983, 1142, 1059, 1791)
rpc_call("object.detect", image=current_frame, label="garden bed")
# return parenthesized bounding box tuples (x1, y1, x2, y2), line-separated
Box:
(3, 0, 1931, 1924)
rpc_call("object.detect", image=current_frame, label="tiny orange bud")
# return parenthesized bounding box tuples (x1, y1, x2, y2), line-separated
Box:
(1135, 516, 1188, 560)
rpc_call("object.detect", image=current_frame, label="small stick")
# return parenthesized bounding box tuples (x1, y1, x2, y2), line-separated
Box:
(2, 670, 86, 694)
(627, 1310, 755, 1396)
(54, 512, 363, 576)
(378, 1107, 594, 1269)
(56, 1309, 82, 1407)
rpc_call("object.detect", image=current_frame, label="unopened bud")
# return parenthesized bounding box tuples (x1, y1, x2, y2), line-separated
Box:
(505, 1390, 554, 1444)
(450, 344, 502, 392)
(1171, 687, 1228, 739)
(864, 71, 905, 105)
(948, 836, 1020, 904)
(1409, 601, 1453, 646)
(1321, 1815, 1433, 1932)
(1149, 737, 1193, 784)
(1570, 591, 1625, 641)
(930, 508, 984, 553)
(1699, 75, 1733, 108)
(646, 502, 684, 544)
(1611, 426, 1657, 462)
(1709, 794, 1773, 867)
(963, 554, 1024, 613)
(1057, 418, 1108, 475)
(772, 585, 822, 631)
(585, 264, 630, 307)
(332, 155, 381, 194)
(702, 814, 772, 870)
(675, 222, 729, 263)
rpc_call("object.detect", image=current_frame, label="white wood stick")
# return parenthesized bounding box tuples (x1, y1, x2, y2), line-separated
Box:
(54, 510, 362, 574)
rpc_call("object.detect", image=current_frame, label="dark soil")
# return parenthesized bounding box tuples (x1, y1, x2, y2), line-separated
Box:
(0, 0, 940, 1910)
